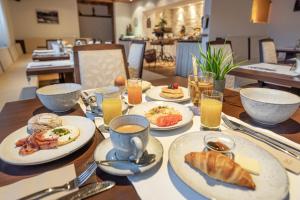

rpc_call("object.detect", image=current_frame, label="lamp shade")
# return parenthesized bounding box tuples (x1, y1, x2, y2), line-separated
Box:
(251, 0, 271, 23)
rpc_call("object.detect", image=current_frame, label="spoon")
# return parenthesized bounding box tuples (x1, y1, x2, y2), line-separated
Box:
(98, 151, 156, 167)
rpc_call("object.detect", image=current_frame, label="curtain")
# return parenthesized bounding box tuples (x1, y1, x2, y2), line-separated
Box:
(0, 0, 14, 47)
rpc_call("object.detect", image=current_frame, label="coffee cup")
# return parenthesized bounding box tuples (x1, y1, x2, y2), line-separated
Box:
(109, 115, 150, 161)
(87, 86, 118, 111)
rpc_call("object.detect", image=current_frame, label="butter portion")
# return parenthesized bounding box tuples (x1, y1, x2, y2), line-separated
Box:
(235, 154, 260, 175)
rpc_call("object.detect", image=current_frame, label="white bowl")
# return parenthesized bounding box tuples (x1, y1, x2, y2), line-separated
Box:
(240, 88, 300, 125)
(36, 83, 81, 112)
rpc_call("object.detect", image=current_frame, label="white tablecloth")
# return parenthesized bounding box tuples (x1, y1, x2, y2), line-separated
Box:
(240, 63, 299, 77)
(27, 60, 73, 68)
(79, 93, 300, 200)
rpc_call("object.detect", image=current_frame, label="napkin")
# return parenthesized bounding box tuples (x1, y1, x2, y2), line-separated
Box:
(221, 114, 300, 174)
(239, 63, 299, 77)
(0, 164, 77, 200)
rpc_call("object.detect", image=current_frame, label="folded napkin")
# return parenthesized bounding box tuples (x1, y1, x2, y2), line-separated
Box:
(0, 164, 77, 200)
(27, 60, 73, 68)
(240, 63, 299, 77)
(221, 114, 300, 174)
(33, 50, 55, 54)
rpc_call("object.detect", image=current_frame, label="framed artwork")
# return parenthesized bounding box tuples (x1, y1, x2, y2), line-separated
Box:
(294, 0, 300, 11)
(36, 10, 59, 24)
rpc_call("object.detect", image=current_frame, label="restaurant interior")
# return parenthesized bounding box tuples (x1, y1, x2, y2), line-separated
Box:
(0, 0, 299, 199)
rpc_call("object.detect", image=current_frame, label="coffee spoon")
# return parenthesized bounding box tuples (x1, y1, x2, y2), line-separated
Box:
(98, 151, 156, 167)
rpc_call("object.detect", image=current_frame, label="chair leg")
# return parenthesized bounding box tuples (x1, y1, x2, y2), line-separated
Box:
(258, 81, 265, 87)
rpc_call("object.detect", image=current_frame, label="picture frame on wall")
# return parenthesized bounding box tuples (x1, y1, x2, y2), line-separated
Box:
(294, 0, 300, 11)
(36, 10, 59, 24)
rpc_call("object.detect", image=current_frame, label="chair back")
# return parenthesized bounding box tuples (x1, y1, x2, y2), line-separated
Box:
(73, 44, 129, 90)
(127, 41, 146, 78)
(259, 38, 278, 64)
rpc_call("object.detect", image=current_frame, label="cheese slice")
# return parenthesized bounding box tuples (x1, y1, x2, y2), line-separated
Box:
(235, 154, 261, 175)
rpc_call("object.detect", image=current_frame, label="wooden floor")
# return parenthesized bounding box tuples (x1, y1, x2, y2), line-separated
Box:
(144, 61, 175, 77)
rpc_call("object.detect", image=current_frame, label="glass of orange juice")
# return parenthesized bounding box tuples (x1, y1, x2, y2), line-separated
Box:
(102, 86, 122, 128)
(188, 72, 214, 107)
(127, 78, 142, 105)
(200, 90, 223, 130)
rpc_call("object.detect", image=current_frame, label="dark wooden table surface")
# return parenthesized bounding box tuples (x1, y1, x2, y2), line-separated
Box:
(229, 66, 300, 89)
(277, 48, 300, 60)
(32, 53, 70, 61)
(0, 76, 299, 199)
(26, 65, 74, 76)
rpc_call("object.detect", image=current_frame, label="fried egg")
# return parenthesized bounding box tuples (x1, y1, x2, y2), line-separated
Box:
(44, 125, 80, 146)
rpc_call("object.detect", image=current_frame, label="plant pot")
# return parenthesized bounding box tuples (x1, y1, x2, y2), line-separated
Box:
(214, 79, 225, 92)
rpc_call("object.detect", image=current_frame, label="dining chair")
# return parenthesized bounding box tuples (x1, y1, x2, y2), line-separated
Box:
(259, 38, 278, 64)
(73, 44, 129, 89)
(127, 41, 146, 78)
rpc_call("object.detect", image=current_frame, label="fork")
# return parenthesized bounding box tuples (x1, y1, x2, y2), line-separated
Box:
(20, 161, 98, 200)
(222, 115, 300, 160)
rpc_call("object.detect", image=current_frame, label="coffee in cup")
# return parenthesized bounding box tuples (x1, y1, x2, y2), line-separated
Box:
(109, 115, 149, 161)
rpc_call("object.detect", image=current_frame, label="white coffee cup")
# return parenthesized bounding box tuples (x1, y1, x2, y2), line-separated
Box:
(109, 115, 150, 161)
(87, 86, 119, 111)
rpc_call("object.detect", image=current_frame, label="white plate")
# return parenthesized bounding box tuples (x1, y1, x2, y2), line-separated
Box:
(129, 101, 193, 131)
(146, 86, 190, 103)
(0, 116, 95, 166)
(94, 136, 163, 176)
(169, 131, 289, 200)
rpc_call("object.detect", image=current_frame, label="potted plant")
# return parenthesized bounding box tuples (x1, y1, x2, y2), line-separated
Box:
(193, 44, 240, 92)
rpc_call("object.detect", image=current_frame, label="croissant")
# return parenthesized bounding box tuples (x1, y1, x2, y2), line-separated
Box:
(185, 151, 256, 190)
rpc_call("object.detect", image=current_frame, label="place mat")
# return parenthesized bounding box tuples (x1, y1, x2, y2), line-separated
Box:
(240, 63, 299, 76)
(27, 60, 73, 68)
(78, 93, 300, 199)
(0, 164, 77, 200)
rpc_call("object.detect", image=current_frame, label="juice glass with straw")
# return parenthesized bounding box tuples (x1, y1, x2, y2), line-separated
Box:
(102, 86, 122, 129)
(200, 90, 223, 130)
(127, 78, 142, 105)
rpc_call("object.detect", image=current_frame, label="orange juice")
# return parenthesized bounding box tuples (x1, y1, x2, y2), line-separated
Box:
(201, 98, 223, 129)
(102, 97, 122, 126)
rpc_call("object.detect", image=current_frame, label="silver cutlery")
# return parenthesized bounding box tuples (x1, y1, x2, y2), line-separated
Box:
(222, 115, 300, 160)
(98, 151, 156, 167)
(249, 66, 276, 72)
(57, 181, 115, 200)
(20, 161, 98, 200)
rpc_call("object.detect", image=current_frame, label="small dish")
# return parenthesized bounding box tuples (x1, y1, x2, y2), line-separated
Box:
(203, 133, 235, 154)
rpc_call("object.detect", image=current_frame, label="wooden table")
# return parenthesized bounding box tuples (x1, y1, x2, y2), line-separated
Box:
(32, 53, 70, 61)
(0, 76, 299, 199)
(229, 66, 300, 90)
(277, 48, 300, 60)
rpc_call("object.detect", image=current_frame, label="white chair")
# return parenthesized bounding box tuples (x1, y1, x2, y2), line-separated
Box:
(46, 39, 60, 50)
(259, 38, 278, 64)
(128, 41, 146, 78)
(73, 44, 129, 90)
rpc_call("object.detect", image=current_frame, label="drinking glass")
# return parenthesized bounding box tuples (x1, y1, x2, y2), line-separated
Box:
(188, 72, 214, 107)
(102, 87, 122, 128)
(200, 90, 223, 130)
(127, 78, 142, 105)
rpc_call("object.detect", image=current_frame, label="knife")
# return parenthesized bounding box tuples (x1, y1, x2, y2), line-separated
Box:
(224, 117, 300, 159)
(57, 181, 115, 200)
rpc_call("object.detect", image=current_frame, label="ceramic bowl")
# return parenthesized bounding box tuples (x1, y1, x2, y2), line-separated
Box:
(240, 88, 300, 125)
(36, 83, 81, 112)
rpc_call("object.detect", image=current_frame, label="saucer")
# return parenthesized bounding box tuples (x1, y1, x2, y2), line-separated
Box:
(94, 136, 163, 176)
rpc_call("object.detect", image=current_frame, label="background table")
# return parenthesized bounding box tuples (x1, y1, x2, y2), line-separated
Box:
(277, 48, 300, 60)
(32, 53, 70, 61)
(0, 76, 299, 199)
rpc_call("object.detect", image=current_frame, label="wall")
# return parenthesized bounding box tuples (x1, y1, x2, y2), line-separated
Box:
(0, 0, 15, 46)
(131, 0, 192, 36)
(78, 3, 113, 42)
(268, 0, 300, 48)
(8, 0, 80, 39)
(208, 0, 268, 39)
(114, 2, 132, 42)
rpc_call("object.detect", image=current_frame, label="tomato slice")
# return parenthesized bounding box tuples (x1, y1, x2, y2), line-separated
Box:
(156, 114, 182, 127)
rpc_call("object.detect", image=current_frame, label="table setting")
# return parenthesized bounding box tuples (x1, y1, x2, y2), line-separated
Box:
(0, 73, 299, 199)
